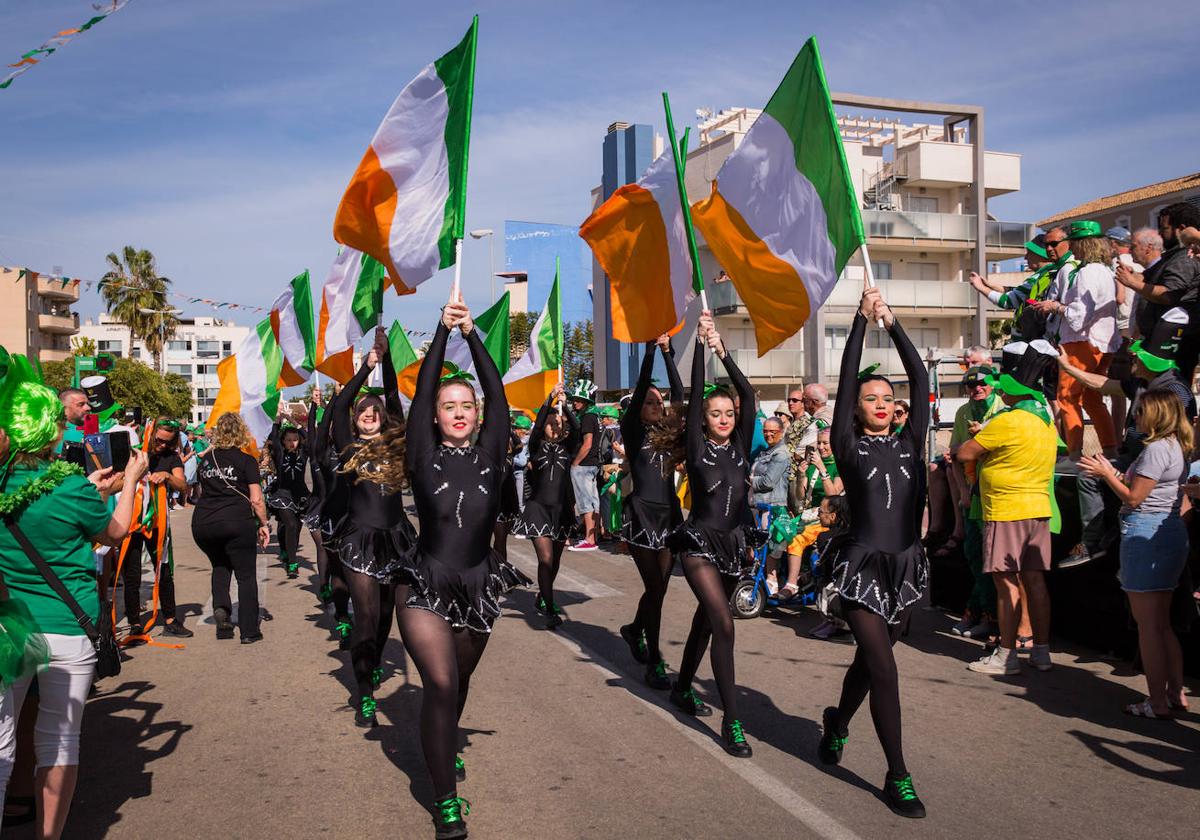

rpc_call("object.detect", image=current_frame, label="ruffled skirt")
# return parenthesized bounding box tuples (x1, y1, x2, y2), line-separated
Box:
(621, 496, 682, 551)
(267, 488, 309, 514)
(825, 536, 928, 624)
(404, 550, 532, 633)
(669, 521, 759, 578)
(334, 519, 416, 584)
(510, 500, 579, 542)
(497, 472, 521, 523)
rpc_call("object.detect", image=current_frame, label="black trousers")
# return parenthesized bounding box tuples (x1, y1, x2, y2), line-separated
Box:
(193, 517, 260, 638)
(122, 529, 176, 625)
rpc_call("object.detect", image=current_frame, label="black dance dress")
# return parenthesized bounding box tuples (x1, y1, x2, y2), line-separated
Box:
(402, 323, 530, 632)
(265, 420, 310, 513)
(329, 352, 416, 583)
(496, 429, 523, 524)
(621, 341, 685, 550)
(509, 398, 581, 542)
(668, 342, 758, 576)
(826, 313, 929, 624)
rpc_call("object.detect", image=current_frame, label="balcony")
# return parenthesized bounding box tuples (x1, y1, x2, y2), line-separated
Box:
(706, 348, 805, 383)
(893, 142, 1020, 195)
(713, 276, 1002, 317)
(863, 209, 1034, 252)
(36, 276, 80, 302)
(38, 312, 78, 334)
(38, 347, 73, 363)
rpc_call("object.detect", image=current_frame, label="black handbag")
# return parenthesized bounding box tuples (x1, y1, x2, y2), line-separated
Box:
(5, 521, 122, 678)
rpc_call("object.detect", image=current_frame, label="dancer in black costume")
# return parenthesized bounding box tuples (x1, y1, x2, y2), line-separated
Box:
(398, 297, 529, 839)
(617, 334, 684, 689)
(509, 382, 580, 627)
(491, 423, 524, 562)
(667, 313, 756, 757)
(265, 417, 309, 579)
(304, 388, 352, 646)
(817, 282, 928, 818)
(329, 328, 416, 728)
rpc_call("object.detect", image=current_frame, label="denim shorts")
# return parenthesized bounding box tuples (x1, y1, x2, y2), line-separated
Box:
(570, 465, 600, 514)
(1118, 510, 1188, 593)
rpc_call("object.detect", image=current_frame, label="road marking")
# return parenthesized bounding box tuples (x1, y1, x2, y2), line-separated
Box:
(541, 627, 866, 840)
(506, 553, 623, 599)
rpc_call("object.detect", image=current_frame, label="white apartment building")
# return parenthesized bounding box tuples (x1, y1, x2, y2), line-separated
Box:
(591, 96, 1035, 400)
(79, 314, 249, 425)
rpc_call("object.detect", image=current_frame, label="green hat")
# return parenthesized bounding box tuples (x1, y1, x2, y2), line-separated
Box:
(1066, 220, 1103, 240)
(599, 405, 619, 419)
(512, 414, 532, 431)
(1130, 306, 1188, 373)
(568, 380, 597, 404)
(1024, 239, 1049, 260)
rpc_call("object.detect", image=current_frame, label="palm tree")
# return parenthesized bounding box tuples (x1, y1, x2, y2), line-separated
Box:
(100, 246, 179, 371)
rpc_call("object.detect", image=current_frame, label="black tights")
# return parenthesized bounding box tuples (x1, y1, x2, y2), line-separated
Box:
(628, 546, 674, 663)
(532, 537, 565, 607)
(834, 604, 910, 775)
(274, 508, 302, 566)
(315, 533, 351, 618)
(492, 520, 509, 561)
(396, 606, 491, 800)
(344, 569, 398, 699)
(675, 555, 739, 721)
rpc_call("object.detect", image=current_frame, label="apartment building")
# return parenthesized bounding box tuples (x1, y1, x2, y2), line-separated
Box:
(0, 267, 81, 363)
(590, 97, 1036, 400)
(1038, 171, 1200, 234)
(79, 314, 249, 425)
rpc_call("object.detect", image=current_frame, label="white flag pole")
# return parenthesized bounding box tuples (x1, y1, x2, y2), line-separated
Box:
(451, 238, 464, 301)
(859, 242, 885, 329)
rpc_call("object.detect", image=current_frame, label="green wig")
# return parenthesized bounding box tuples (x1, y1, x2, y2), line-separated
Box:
(0, 380, 63, 456)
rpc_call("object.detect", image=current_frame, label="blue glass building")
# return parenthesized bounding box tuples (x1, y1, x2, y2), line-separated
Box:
(504, 221, 592, 325)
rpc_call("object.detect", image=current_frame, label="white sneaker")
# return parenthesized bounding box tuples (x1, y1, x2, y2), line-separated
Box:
(964, 620, 995, 640)
(949, 615, 974, 636)
(968, 647, 1019, 675)
(1029, 645, 1053, 672)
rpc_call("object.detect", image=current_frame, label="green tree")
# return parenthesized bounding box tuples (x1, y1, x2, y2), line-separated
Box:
(562, 320, 593, 384)
(70, 335, 96, 357)
(508, 310, 537, 365)
(100, 246, 179, 371)
(42, 357, 192, 420)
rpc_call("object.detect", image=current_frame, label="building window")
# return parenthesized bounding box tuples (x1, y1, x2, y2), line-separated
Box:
(130, 347, 141, 359)
(196, 340, 221, 358)
(168, 339, 191, 352)
(908, 262, 939, 281)
(167, 364, 192, 381)
(867, 327, 939, 350)
(908, 195, 938, 213)
(195, 364, 218, 375)
(222, 341, 232, 354)
(97, 340, 123, 358)
(871, 261, 892, 280)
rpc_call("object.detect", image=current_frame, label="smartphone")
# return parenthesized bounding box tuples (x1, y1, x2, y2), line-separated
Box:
(83, 433, 112, 471)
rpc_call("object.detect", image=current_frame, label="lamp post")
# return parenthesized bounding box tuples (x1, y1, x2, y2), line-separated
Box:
(138, 306, 181, 375)
(469, 228, 495, 302)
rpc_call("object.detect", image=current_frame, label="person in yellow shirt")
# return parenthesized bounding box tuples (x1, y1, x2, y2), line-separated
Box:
(956, 341, 1059, 676)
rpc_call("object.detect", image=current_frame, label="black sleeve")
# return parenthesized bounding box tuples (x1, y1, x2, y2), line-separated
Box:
(382, 346, 404, 424)
(331, 360, 372, 453)
(467, 328, 509, 462)
(890, 318, 929, 456)
(408, 322, 451, 461)
(663, 339, 684, 404)
(268, 420, 283, 468)
(305, 404, 318, 460)
(164, 451, 185, 474)
(528, 397, 553, 456)
(241, 451, 261, 486)
(831, 313, 866, 464)
(564, 402, 582, 434)
(687, 341, 705, 464)
(1157, 254, 1197, 305)
(621, 342, 658, 451)
(720, 351, 756, 459)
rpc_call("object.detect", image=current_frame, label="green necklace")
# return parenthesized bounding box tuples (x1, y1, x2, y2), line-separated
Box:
(0, 460, 84, 520)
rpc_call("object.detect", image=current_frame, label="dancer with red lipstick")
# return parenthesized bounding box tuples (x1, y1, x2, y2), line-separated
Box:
(817, 281, 929, 818)
(666, 312, 757, 758)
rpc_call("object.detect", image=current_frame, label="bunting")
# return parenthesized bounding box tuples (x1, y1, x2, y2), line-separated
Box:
(2, 1, 135, 91)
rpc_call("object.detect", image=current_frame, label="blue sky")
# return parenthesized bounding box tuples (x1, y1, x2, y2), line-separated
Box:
(1, 0, 1196, 333)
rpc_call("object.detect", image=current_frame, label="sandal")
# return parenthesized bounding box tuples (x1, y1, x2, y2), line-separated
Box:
(1015, 635, 1034, 652)
(1123, 700, 1173, 720)
(775, 584, 800, 602)
(1168, 699, 1190, 713)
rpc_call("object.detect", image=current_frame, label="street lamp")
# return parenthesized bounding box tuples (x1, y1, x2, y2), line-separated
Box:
(138, 306, 181, 374)
(469, 228, 496, 302)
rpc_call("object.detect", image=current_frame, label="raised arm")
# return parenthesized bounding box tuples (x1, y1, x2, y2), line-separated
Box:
(687, 339, 706, 463)
(467, 327, 509, 461)
(621, 342, 658, 449)
(268, 419, 283, 468)
(408, 321, 451, 460)
(889, 318, 929, 455)
(527, 396, 554, 457)
(719, 351, 756, 457)
(662, 339, 684, 404)
(830, 313, 867, 463)
(331, 359, 372, 453)
(381, 345, 404, 425)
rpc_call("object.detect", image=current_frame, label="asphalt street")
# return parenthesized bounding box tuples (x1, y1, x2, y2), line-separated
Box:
(8, 506, 1197, 839)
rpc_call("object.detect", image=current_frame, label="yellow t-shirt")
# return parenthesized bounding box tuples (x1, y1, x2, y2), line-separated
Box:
(973, 409, 1057, 521)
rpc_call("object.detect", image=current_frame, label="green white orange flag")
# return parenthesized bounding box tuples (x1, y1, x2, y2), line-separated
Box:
(206, 318, 283, 447)
(332, 16, 478, 293)
(579, 150, 695, 341)
(445, 292, 511, 380)
(503, 269, 562, 412)
(270, 270, 317, 388)
(691, 37, 865, 355)
(315, 247, 387, 384)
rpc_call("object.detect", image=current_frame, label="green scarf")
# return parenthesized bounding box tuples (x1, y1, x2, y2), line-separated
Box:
(1007, 398, 1052, 426)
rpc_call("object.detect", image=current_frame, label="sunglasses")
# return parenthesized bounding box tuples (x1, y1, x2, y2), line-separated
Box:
(1045, 238, 1067, 247)
(787, 397, 802, 403)
(893, 409, 907, 416)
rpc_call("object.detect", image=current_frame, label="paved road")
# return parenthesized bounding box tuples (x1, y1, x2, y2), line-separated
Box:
(7, 507, 1196, 839)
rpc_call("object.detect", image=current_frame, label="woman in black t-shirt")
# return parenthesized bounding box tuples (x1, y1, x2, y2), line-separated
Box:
(191, 413, 271, 643)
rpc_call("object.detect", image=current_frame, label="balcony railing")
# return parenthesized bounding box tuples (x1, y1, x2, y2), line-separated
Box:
(37, 312, 78, 335)
(715, 276, 1002, 314)
(36, 276, 80, 302)
(862, 209, 1034, 248)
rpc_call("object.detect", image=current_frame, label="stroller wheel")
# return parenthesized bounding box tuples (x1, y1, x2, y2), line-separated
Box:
(730, 578, 767, 619)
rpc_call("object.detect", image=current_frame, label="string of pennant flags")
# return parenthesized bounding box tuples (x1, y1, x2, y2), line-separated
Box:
(0, 266, 266, 314)
(1, 1, 135, 91)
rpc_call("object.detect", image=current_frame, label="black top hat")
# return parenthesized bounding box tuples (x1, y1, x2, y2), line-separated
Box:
(80, 374, 120, 419)
(1130, 307, 1189, 374)
(986, 340, 1056, 402)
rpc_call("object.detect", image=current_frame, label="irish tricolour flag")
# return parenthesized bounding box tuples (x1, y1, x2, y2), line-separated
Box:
(691, 37, 865, 355)
(333, 16, 478, 293)
(207, 318, 283, 447)
(269, 270, 317, 388)
(314, 247, 387, 384)
(503, 270, 562, 412)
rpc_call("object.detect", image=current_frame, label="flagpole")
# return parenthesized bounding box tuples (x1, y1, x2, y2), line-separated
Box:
(858, 242, 885, 329)
(661, 91, 708, 314)
(451, 238, 464, 301)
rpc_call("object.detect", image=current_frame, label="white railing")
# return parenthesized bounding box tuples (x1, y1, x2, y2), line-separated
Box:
(862, 209, 1034, 247)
